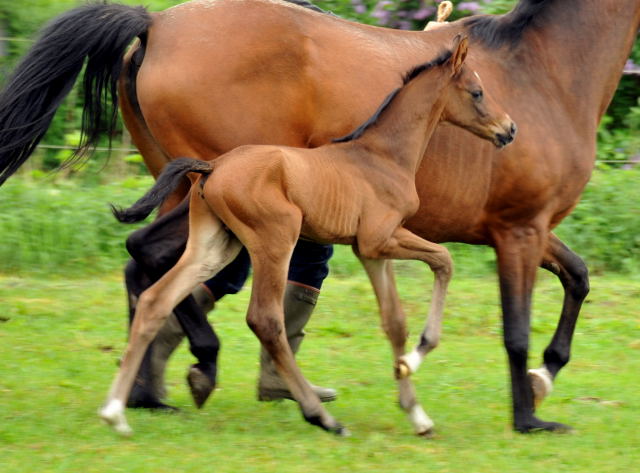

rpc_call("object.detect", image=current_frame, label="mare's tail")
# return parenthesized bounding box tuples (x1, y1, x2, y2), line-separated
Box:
(112, 158, 213, 223)
(0, 3, 153, 186)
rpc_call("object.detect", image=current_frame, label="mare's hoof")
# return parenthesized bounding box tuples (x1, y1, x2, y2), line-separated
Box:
(127, 393, 178, 411)
(528, 367, 553, 409)
(187, 364, 216, 409)
(516, 417, 573, 434)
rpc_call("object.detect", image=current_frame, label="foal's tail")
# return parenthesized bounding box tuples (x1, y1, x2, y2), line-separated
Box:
(112, 158, 213, 223)
(0, 3, 152, 186)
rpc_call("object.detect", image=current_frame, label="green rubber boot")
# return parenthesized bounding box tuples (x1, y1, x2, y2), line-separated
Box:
(257, 283, 337, 403)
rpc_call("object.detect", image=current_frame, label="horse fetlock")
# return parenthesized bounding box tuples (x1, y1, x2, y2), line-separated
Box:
(395, 359, 412, 379)
(99, 399, 133, 436)
(396, 350, 422, 379)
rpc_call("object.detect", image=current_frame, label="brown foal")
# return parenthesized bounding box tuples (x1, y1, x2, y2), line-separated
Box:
(101, 38, 515, 436)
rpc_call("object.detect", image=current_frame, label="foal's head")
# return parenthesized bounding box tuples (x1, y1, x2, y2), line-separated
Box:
(440, 36, 516, 148)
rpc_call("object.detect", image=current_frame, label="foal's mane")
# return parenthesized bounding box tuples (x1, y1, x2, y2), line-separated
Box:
(332, 49, 454, 144)
(285, 0, 336, 16)
(464, 0, 554, 49)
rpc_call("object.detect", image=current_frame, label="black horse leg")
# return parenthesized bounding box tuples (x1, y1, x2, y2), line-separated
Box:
(124, 198, 221, 408)
(493, 227, 571, 433)
(528, 233, 590, 406)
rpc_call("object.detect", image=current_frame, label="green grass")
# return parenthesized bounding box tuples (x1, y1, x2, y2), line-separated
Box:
(1, 264, 639, 472)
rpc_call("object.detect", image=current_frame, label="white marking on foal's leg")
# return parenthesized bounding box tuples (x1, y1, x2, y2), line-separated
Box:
(408, 404, 434, 436)
(99, 399, 132, 436)
(397, 350, 423, 378)
(528, 365, 554, 407)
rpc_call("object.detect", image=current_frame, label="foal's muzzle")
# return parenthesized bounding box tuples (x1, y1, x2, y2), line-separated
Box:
(493, 121, 517, 148)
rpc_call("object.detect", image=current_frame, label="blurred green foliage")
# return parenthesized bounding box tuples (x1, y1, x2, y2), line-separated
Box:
(0, 168, 637, 275)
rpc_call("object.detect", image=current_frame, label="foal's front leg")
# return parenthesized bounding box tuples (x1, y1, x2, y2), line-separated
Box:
(356, 256, 435, 436)
(357, 226, 452, 434)
(359, 226, 452, 376)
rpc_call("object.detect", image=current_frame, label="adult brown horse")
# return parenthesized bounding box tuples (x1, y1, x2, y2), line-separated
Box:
(0, 0, 638, 433)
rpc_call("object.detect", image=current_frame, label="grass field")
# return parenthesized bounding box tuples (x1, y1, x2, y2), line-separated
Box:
(0, 253, 639, 472)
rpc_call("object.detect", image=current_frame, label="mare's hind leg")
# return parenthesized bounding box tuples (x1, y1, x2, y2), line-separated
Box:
(125, 198, 222, 408)
(356, 256, 434, 436)
(528, 233, 589, 408)
(100, 198, 242, 435)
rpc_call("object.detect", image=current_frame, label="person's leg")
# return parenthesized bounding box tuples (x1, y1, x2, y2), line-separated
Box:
(257, 239, 336, 402)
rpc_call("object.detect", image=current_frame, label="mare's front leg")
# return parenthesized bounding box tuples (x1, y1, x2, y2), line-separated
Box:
(356, 256, 435, 436)
(528, 232, 589, 408)
(492, 226, 571, 433)
(101, 198, 242, 435)
(125, 198, 222, 408)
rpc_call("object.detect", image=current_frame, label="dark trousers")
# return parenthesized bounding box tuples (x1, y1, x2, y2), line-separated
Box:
(203, 240, 333, 300)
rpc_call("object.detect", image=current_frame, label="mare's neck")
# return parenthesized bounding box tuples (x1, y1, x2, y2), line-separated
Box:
(354, 70, 449, 175)
(523, 0, 640, 125)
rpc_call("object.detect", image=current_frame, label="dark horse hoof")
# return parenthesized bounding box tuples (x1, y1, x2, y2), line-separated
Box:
(187, 363, 217, 409)
(126, 391, 178, 411)
(515, 416, 573, 434)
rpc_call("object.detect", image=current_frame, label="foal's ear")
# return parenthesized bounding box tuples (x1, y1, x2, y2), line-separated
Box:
(450, 35, 469, 76)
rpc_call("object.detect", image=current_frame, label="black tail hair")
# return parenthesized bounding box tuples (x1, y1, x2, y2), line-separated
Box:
(112, 158, 213, 223)
(0, 2, 152, 186)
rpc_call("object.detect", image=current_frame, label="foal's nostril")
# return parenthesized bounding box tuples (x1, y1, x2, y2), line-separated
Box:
(510, 122, 517, 136)
(496, 132, 514, 147)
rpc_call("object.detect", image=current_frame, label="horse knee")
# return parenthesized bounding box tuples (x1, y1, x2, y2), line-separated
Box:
(246, 310, 284, 349)
(134, 291, 171, 344)
(567, 262, 589, 301)
(418, 333, 439, 353)
(503, 332, 529, 365)
(429, 248, 453, 279)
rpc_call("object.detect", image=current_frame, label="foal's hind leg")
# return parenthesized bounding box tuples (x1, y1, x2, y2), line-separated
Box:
(356, 256, 434, 436)
(101, 201, 242, 435)
(529, 233, 589, 408)
(235, 213, 345, 435)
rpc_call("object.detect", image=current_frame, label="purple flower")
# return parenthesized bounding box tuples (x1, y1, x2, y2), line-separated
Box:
(457, 2, 481, 13)
(412, 7, 436, 20)
(623, 59, 640, 74)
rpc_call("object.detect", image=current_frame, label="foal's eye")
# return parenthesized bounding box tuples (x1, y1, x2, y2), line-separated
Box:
(471, 90, 483, 100)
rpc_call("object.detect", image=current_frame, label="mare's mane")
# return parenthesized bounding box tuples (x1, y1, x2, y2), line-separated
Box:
(465, 0, 554, 48)
(333, 49, 454, 144)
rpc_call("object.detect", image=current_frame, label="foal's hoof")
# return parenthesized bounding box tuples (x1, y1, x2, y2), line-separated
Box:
(333, 424, 351, 437)
(187, 364, 216, 409)
(100, 400, 133, 436)
(528, 367, 553, 409)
